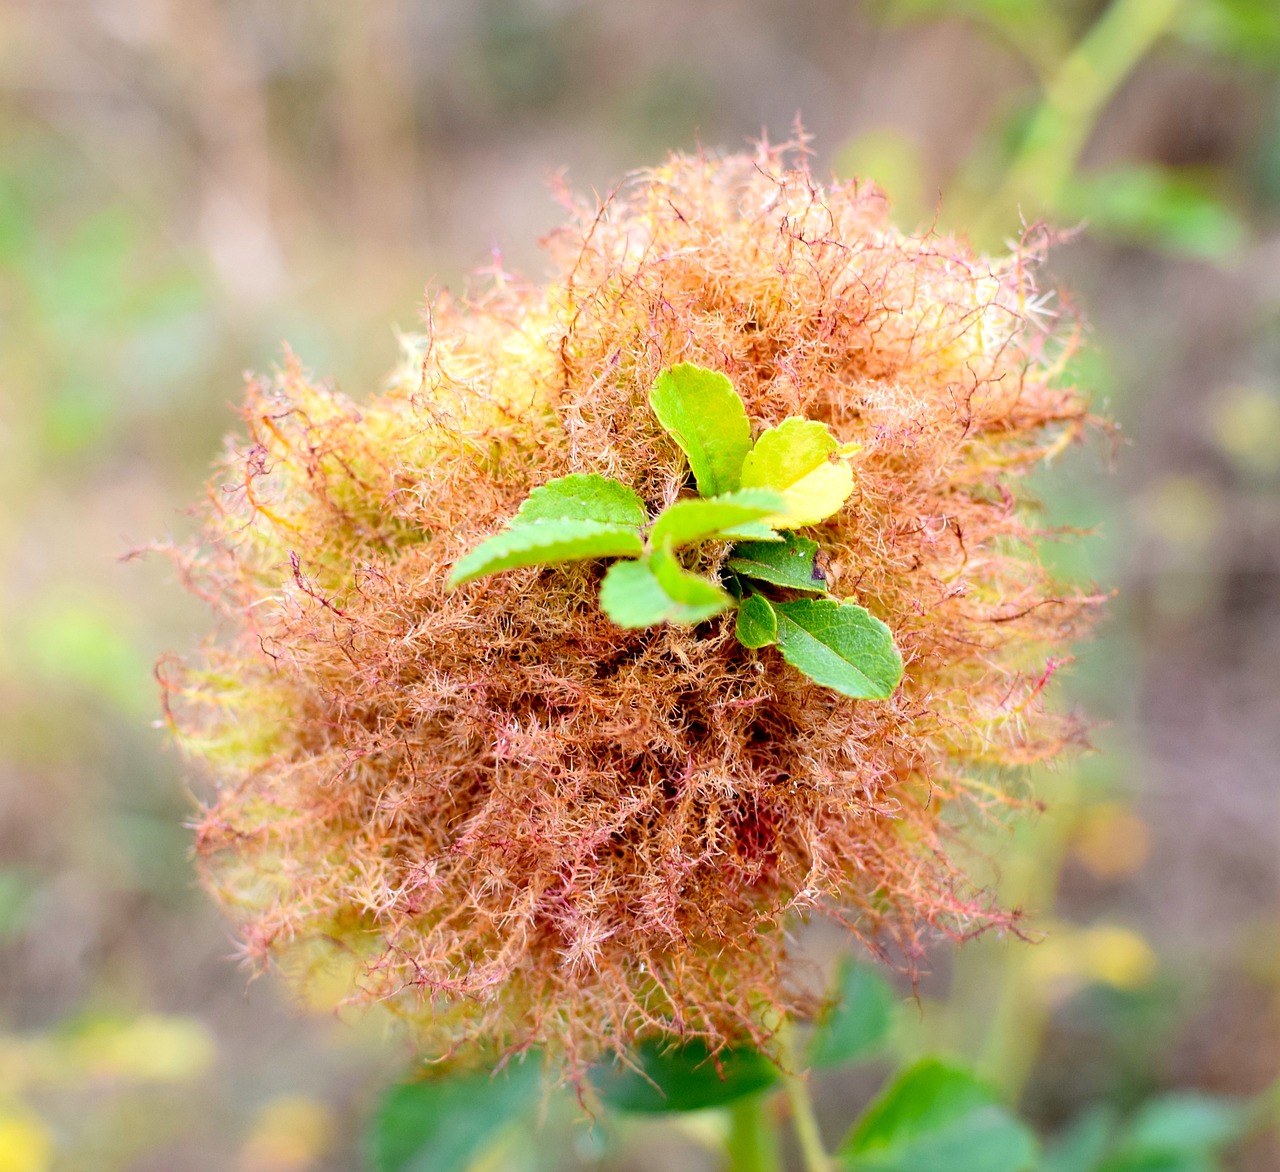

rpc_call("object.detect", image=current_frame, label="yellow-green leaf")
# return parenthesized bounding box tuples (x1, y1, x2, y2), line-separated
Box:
(650, 549, 734, 622)
(649, 489, 784, 550)
(448, 520, 643, 587)
(512, 472, 647, 528)
(649, 364, 753, 497)
(740, 417, 855, 528)
(599, 553, 732, 628)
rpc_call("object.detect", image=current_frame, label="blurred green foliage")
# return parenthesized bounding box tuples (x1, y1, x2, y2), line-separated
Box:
(593, 1041, 782, 1116)
(837, 1058, 1037, 1172)
(370, 1059, 543, 1172)
(365, 960, 1273, 1171)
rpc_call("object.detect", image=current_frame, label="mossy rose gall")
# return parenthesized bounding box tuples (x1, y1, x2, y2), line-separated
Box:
(162, 143, 1097, 1071)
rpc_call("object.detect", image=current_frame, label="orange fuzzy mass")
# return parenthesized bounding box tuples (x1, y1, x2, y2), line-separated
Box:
(163, 143, 1098, 1070)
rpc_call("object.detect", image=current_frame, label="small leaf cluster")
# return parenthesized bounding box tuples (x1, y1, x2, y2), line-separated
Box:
(448, 364, 903, 700)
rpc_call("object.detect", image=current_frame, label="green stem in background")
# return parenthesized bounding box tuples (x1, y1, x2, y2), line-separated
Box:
(1244, 1075, 1280, 1140)
(777, 1026, 833, 1172)
(886, 0, 1072, 80)
(971, 792, 1079, 1100)
(725, 1095, 782, 1172)
(939, 0, 1186, 1095)
(972, 0, 1185, 241)
(784, 1078, 833, 1172)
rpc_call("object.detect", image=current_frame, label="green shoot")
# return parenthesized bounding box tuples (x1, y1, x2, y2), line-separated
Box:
(600, 551, 734, 627)
(447, 364, 903, 700)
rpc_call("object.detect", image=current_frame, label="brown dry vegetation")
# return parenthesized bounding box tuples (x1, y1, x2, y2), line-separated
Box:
(163, 143, 1097, 1073)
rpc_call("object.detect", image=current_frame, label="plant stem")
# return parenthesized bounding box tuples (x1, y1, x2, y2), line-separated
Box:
(725, 1095, 781, 1172)
(777, 1026, 833, 1172)
(973, 0, 1185, 240)
(1244, 1075, 1280, 1140)
(784, 1075, 833, 1172)
(972, 810, 1076, 1099)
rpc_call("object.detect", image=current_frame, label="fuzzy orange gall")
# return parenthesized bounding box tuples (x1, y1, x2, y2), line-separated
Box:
(162, 143, 1098, 1072)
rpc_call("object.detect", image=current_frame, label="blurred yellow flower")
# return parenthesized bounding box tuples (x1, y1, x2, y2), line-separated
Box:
(0, 1106, 53, 1172)
(0, 1015, 214, 1095)
(238, 1095, 332, 1172)
(1071, 802, 1151, 881)
(65, 1015, 215, 1084)
(1029, 923, 1158, 1000)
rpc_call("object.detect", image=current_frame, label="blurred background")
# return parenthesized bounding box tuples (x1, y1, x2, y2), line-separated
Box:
(0, 0, 1277, 1168)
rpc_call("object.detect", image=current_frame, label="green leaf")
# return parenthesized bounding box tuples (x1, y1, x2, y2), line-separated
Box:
(718, 521, 783, 542)
(511, 472, 648, 529)
(369, 1059, 542, 1172)
(599, 559, 674, 627)
(1122, 1095, 1247, 1153)
(591, 1037, 779, 1113)
(838, 1058, 1037, 1172)
(1041, 1107, 1117, 1172)
(740, 417, 855, 527)
(1177, 0, 1280, 69)
(649, 363, 753, 497)
(773, 599, 903, 699)
(599, 553, 733, 628)
(650, 549, 734, 621)
(727, 533, 828, 594)
(1099, 1155, 1214, 1172)
(808, 958, 896, 1069)
(735, 593, 777, 648)
(1099, 1094, 1249, 1171)
(650, 489, 785, 550)
(1061, 167, 1246, 260)
(448, 519, 643, 587)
